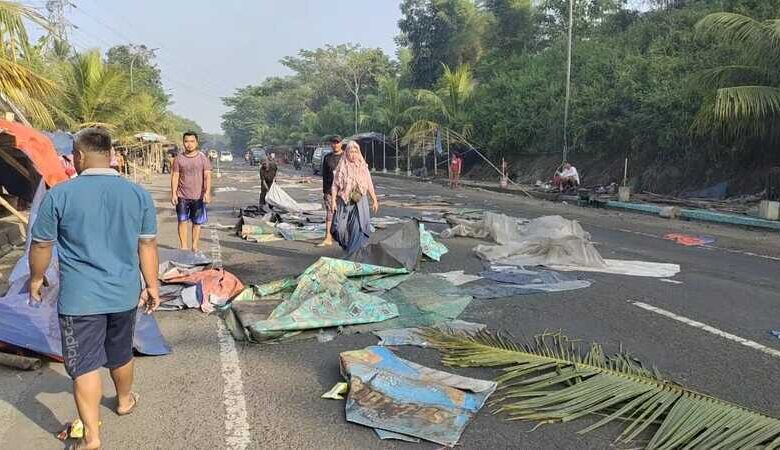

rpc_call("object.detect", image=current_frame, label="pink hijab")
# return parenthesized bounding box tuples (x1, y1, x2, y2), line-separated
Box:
(332, 141, 374, 203)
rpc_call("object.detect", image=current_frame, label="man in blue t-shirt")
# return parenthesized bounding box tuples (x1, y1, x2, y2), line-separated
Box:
(29, 128, 160, 450)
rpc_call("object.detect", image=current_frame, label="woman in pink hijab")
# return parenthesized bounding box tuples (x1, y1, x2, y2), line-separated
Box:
(329, 140, 379, 254)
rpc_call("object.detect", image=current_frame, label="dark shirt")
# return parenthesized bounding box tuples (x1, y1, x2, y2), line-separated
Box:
(260, 161, 277, 189)
(322, 152, 342, 194)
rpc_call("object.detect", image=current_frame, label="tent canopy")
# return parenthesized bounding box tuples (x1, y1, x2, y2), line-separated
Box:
(0, 119, 68, 188)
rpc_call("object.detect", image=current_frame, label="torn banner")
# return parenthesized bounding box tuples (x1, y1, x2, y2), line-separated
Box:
(340, 346, 496, 447)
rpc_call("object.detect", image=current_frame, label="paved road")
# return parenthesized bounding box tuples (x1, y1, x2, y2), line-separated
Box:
(1, 162, 779, 449)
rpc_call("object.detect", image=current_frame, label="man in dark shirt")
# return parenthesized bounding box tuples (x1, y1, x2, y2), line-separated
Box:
(318, 135, 343, 246)
(259, 157, 278, 205)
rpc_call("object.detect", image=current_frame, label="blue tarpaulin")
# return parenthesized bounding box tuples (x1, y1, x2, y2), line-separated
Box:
(340, 346, 496, 447)
(0, 181, 170, 359)
(43, 131, 74, 156)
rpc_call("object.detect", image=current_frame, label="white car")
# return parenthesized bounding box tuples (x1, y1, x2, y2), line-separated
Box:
(219, 151, 233, 162)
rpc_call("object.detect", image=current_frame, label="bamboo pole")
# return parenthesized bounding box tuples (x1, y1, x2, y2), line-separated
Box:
(0, 148, 31, 179)
(0, 195, 28, 225)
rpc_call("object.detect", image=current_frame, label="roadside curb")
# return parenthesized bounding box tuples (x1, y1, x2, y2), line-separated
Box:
(372, 171, 780, 232)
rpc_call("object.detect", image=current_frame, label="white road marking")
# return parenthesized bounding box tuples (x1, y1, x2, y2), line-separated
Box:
(659, 279, 683, 284)
(210, 228, 251, 449)
(631, 301, 780, 359)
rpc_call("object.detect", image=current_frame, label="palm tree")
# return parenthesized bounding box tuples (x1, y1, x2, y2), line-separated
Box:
(694, 12, 780, 140)
(406, 64, 476, 145)
(367, 76, 416, 172)
(115, 92, 172, 143)
(55, 50, 129, 130)
(0, 1, 57, 127)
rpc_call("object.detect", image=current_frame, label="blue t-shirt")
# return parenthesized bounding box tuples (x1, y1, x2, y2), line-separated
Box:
(31, 168, 158, 316)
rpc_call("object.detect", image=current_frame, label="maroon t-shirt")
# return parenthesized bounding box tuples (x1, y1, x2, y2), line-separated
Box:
(173, 152, 212, 200)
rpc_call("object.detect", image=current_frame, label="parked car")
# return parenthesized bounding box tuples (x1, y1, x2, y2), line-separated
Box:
(249, 148, 267, 166)
(219, 151, 233, 162)
(311, 146, 331, 175)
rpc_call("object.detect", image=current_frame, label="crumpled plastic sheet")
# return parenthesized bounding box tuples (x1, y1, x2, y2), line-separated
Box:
(419, 224, 448, 261)
(340, 346, 496, 447)
(663, 233, 716, 247)
(238, 258, 407, 342)
(463, 266, 591, 299)
(373, 320, 486, 347)
(265, 183, 321, 213)
(433, 270, 483, 286)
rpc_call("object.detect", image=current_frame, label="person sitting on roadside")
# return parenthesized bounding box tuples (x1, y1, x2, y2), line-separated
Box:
(554, 162, 580, 192)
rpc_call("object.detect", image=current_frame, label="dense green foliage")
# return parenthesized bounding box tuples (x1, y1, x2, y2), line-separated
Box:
(0, 3, 203, 144)
(219, 0, 780, 191)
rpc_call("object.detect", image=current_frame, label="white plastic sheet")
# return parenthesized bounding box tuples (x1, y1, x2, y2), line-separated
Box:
(265, 183, 321, 213)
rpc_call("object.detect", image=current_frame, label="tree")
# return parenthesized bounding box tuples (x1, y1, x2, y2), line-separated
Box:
(693, 12, 780, 141)
(55, 50, 129, 130)
(306, 98, 353, 139)
(406, 64, 476, 144)
(106, 44, 168, 105)
(282, 44, 393, 133)
(0, 2, 57, 127)
(397, 0, 487, 88)
(482, 0, 537, 53)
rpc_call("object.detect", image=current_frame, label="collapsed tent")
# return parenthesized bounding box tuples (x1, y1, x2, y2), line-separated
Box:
(353, 220, 448, 271)
(0, 181, 170, 358)
(224, 257, 471, 343)
(340, 346, 496, 447)
(156, 249, 244, 312)
(443, 212, 680, 278)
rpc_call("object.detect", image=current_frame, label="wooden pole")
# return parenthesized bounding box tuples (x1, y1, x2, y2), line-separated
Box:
(0, 195, 28, 225)
(0, 352, 42, 371)
(623, 157, 629, 186)
(382, 134, 386, 173)
(434, 131, 438, 177)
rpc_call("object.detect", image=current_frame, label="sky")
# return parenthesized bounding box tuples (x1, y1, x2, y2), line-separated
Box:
(56, 0, 403, 133)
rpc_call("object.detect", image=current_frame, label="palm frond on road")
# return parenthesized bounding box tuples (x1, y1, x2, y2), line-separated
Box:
(424, 329, 780, 449)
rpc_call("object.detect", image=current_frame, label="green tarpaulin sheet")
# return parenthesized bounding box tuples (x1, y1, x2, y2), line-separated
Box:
(420, 224, 448, 261)
(224, 258, 472, 343)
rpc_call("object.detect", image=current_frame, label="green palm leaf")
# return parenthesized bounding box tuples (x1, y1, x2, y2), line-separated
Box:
(424, 329, 780, 449)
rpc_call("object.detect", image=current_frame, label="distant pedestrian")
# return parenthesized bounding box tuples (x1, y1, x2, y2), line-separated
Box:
(171, 131, 212, 252)
(330, 140, 379, 255)
(29, 128, 160, 450)
(554, 162, 580, 192)
(450, 153, 462, 189)
(318, 135, 344, 247)
(258, 156, 278, 205)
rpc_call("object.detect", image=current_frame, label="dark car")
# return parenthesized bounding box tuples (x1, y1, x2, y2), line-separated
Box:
(249, 148, 267, 166)
(311, 146, 331, 175)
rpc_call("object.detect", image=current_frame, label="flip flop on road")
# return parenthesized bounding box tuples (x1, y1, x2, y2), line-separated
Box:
(116, 392, 139, 416)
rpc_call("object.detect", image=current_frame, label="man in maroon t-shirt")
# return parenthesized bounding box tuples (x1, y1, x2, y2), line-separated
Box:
(171, 131, 212, 252)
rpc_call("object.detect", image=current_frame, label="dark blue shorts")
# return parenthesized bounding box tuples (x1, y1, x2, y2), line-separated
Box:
(176, 198, 208, 225)
(59, 308, 137, 379)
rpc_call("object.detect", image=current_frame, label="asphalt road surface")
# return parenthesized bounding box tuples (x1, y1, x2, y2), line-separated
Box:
(1, 161, 779, 449)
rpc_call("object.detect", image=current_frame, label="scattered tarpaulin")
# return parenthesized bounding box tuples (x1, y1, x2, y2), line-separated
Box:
(0, 183, 170, 359)
(770, 330, 780, 339)
(340, 346, 496, 447)
(663, 233, 716, 247)
(229, 258, 407, 342)
(458, 213, 681, 278)
(374, 320, 486, 347)
(433, 270, 483, 286)
(353, 220, 423, 271)
(265, 183, 321, 213)
(224, 260, 472, 343)
(161, 267, 245, 312)
(462, 266, 592, 299)
(420, 223, 448, 261)
(239, 214, 325, 243)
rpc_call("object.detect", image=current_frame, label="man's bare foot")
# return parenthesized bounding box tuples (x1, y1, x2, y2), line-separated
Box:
(71, 437, 101, 450)
(116, 392, 139, 416)
(191, 247, 199, 253)
(317, 239, 333, 247)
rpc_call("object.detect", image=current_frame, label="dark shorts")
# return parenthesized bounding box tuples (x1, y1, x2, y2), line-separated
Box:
(59, 308, 137, 379)
(176, 198, 208, 225)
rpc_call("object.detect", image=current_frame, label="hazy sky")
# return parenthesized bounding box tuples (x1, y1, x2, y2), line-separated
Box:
(61, 0, 403, 133)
